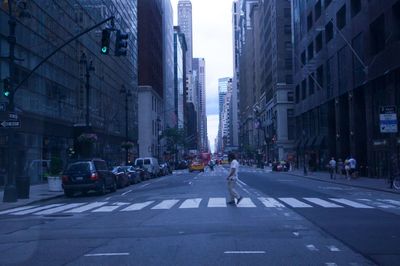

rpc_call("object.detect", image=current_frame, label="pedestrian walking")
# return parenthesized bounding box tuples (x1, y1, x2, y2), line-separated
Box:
(337, 158, 344, 178)
(344, 158, 351, 180)
(328, 157, 336, 179)
(226, 152, 243, 205)
(349, 156, 357, 178)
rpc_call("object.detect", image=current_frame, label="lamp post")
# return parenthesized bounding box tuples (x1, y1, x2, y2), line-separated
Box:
(79, 52, 95, 130)
(120, 85, 132, 165)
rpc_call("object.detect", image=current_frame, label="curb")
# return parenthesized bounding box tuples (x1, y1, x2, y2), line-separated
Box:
(287, 172, 400, 195)
(0, 193, 65, 212)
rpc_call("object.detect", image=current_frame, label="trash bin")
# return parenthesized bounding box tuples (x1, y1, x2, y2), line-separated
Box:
(16, 176, 30, 199)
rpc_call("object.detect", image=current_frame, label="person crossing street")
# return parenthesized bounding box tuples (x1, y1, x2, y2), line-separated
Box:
(226, 153, 243, 205)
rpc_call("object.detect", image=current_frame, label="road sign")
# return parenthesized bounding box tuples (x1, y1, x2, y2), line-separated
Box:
(8, 112, 18, 120)
(0, 120, 20, 128)
(380, 106, 398, 133)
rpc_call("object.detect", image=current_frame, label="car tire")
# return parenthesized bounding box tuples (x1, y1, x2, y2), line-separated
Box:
(64, 190, 74, 198)
(98, 181, 107, 195)
(110, 179, 117, 192)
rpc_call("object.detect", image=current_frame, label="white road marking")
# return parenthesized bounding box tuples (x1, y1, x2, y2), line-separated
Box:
(327, 245, 340, 252)
(303, 198, 343, 208)
(179, 198, 202, 208)
(358, 199, 397, 209)
(139, 183, 150, 188)
(329, 198, 374, 209)
(378, 199, 400, 206)
(34, 203, 85, 215)
(84, 253, 130, 257)
(65, 202, 108, 213)
(237, 197, 256, 208)
(92, 205, 122, 212)
(258, 197, 285, 208)
(121, 201, 154, 211)
(279, 198, 313, 208)
(121, 190, 132, 196)
(325, 263, 338, 266)
(0, 205, 39, 215)
(208, 197, 227, 207)
(306, 244, 319, 251)
(224, 251, 266, 254)
(11, 204, 65, 215)
(293, 232, 300, 237)
(188, 181, 192, 185)
(151, 199, 179, 209)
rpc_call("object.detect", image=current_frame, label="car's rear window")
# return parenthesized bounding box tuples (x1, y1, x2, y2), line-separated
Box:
(144, 159, 151, 165)
(136, 160, 143, 167)
(67, 162, 90, 172)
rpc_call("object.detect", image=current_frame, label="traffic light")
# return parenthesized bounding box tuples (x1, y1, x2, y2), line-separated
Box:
(115, 30, 129, 56)
(2, 78, 10, 98)
(101, 29, 111, 55)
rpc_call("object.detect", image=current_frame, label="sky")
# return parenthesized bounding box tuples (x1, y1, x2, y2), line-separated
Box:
(170, 0, 234, 152)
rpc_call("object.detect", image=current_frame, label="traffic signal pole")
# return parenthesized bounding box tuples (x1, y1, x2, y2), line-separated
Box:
(2, 9, 115, 202)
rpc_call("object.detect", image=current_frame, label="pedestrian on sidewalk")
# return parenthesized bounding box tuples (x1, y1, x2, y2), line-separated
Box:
(349, 156, 357, 178)
(345, 158, 351, 180)
(226, 152, 243, 205)
(337, 158, 344, 178)
(328, 157, 336, 179)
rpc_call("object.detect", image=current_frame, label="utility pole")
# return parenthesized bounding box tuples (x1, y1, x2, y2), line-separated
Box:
(120, 85, 131, 165)
(80, 52, 95, 130)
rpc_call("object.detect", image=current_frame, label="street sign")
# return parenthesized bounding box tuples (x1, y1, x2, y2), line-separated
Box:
(379, 106, 398, 133)
(0, 103, 6, 112)
(0, 120, 21, 128)
(8, 112, 18, 120)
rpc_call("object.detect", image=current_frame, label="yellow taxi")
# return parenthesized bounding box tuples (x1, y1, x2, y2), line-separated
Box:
(189, 160, 205, 172)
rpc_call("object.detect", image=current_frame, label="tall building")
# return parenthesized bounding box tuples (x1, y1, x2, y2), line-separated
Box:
(0, 0, 138, 184)
(217, 77, 232, 152)
(236, 0, 294, 162)
(173, 26, 187, 129)
(292, 0, 400, 176)
(193, 58, 207, 151)
(178, 0, 193, 74)
(162, 0, 176, 129)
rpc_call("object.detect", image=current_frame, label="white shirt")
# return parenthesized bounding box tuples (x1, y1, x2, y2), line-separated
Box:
(230, 159, 239, 180)
(349, 158, 356, 169)
(329, 159, 336, 168)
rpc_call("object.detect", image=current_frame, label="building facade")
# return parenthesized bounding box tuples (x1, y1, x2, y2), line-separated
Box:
(192, 57, 207, 152)
(177, 0, 193, 74)
(0, 0, 138, 185)
(292, 0, 400, 176)
(173, 26, 187, 129)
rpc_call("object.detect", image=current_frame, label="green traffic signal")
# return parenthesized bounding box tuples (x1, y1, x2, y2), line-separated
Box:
(101, 46, 108, 54)
(4, 90, 10, 97)
(101, 29, 111, 55)
(2, 78, 11, 98)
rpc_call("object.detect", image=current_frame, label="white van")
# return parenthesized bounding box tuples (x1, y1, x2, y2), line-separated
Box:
(134, 157, 160, 177)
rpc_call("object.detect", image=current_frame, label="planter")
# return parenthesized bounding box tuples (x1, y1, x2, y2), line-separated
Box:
(48, 176, 63, 192)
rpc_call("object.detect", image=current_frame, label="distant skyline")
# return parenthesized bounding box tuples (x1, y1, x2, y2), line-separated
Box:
(171, 0, 233, 152)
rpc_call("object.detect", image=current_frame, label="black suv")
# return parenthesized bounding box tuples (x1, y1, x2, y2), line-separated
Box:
(62, 159, 117, 197)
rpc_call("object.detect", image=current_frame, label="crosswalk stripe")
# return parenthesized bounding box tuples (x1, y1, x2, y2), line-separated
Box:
(151, 199, 179, 209)
(34, 203, 86, 215)
(258, 197, 285, 208)
(303, 198, 343, 208)
(0, 205, 39, 215)
(237, 197, 256, 208)
(11, 204, 65, 215)
(378, 199, 400, 206)
(65, 202, 108, 213)
(92, 206, 121, 212)
(358, 199, 397, 209)
(179, 198, 202, 208)
(121, 201, 155, 211)
(208, 197, 227, 207)
(329, 198, 374, 209)
(279, 198, 312, 208)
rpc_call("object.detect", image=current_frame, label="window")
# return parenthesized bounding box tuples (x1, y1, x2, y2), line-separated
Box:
(284, 25, 291, 34)
(285, 75, 293, 84)
(315, 0, 322, 20)
(351, 0, 361, 17)
(287, 92, 294, 102)
(370, 14, 385, 55)
(295, 85, 300, 103)
(316, 32, 323, 53)
(308, 42, 314, 60)
(326, 0, 333, 8)
(316, 65, 324, 90)
(326, 56, 335, 98)
(284, 8, 291, 18)
(301, 79, 307, 100)
(285, 58, 293, 69)
(285, 41, 292, 51)
(309, 74, 315, 95)
(325, 21, 333, 43)
(352, 33, 365, 87)
(301, 50, 306, 65)
(287, 109, 295, 140)
(307, 12, 313, 31)
(393, 1, 400, 41)
(336, 4, 346, 30)
(337, 46, 348, 94)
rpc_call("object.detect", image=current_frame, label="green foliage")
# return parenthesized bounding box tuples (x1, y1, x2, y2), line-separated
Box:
(49, 157, 63, 176)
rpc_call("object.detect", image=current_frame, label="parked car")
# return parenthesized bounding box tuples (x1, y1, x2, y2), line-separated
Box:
(189, 160, 205, 172)
(62, 159, 117, 197)
(112, 166, 131, 188)
(133, 166, 151, 181)
(175, 160, 188, 170)
(135, 157, 160, 178)
(119, 165, 141, 184)
(159, 161, 171, 176)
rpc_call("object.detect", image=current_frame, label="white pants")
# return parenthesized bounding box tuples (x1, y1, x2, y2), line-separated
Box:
(227, 179, 240, 201)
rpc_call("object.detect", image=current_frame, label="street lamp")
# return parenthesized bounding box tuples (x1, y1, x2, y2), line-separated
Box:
(120, 85, 132, 165)
(79, 52, 95, 130)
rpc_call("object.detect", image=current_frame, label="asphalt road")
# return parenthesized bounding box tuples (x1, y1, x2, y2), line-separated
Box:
(0, 166, 398, 265)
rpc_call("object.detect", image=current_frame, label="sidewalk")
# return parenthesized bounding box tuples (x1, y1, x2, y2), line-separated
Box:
(287, 169, 400, 195)
(0, 183, 64, 212)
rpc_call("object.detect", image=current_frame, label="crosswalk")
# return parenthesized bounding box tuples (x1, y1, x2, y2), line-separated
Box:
(1, 197, 400, 216)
